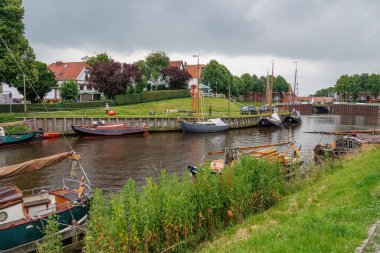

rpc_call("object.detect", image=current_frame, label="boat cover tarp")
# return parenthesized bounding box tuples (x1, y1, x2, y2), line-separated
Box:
(0, 152, 70, 179)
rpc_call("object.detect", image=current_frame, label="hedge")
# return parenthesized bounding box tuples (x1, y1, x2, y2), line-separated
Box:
(114, 89, 190, 105)
(0, 100, 112, 113)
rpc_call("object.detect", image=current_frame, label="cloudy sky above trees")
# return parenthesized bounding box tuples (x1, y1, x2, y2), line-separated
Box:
(23, 0, 380, 95)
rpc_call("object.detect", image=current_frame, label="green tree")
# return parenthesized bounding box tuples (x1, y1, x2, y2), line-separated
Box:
(315, 86, 335, 97)
(368, 74, 380, 98)
(60, 81, 79, 102)
(0, 0, 37, 89)
(232, 75, 243, 96)
(240, 73, 254, 95)
(36, 215, 62, 253)
(16, 61, 56, 102)
(273, 75, 289, 98)
(135, 60, 148, 92)
(201, 59, 233, 95)
(335, 74, 350, 101)
(145, 51, 169, 88)
(82, 52, 112, 67)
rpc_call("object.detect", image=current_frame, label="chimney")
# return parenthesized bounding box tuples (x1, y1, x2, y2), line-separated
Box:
(56, 61, 63, 65)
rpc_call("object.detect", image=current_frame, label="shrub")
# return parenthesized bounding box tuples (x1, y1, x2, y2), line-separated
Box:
(36, 215, 62, 253)
(84, 157, 286, 252)
(114, 90, 189, 105)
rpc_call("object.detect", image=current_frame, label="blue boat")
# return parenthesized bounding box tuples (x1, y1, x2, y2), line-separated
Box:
(0, 127, 38, 146)
(0, 152, 91, 251)
(181, 118, 229, 133)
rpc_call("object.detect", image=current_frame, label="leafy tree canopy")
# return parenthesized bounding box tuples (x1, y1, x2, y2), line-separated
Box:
(82, 52, 112, 67)
(89, 61, 141, 99)
(161, 66, 191, 89)
(16, 61, 56, 102)
(0, 0, 37, 87)
(60, 81, 79, 102)
(145, 51, 169, 86)
(201, 59, 233, 95)
(334, 73, 380, 101)
(273, 75, 289, 94)
(314, 86, 335, 97)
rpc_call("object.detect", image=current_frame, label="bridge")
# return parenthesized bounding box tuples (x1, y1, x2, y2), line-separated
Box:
(277, 103, 379, 115)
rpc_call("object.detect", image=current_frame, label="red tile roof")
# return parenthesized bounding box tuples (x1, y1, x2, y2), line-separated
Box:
(185, 64, 205, 79)
(48, 61, 90, 81)
(169, 60, 184, 69)
(312, 97, 334, 103)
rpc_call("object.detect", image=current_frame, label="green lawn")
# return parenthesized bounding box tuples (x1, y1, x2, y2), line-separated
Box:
(7, 98, 271, 118)
(195, 148, 380, 253)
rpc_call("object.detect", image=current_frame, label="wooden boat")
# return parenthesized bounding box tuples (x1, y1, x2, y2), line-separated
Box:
(207, 141, 303, 173)
(0, 127, 38, 146)
(43, 132, 61, 138)
(181, 118, 229, 133)
(283, 111, 302, 125)
(283, 62, 302, 126)
(72, 121, 148, 136)
(258, 112, 283, 128)
(0, 152, 91, 251)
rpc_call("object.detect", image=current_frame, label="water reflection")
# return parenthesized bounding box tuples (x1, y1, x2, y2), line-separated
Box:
(0, 114, 379, 192)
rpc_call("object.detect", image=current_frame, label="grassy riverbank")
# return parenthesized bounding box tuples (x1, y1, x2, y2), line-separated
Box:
(2, 98, 276, 119)
(83, 147, 380, 252)
(195, 148, 380, 253)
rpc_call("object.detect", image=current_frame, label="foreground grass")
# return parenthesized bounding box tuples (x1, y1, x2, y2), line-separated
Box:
(8, 98, 252, 118)
(195, 148, 380, 253)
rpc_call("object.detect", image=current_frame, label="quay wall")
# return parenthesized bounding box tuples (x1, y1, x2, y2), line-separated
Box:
(23, 116, 261, 133)
(332, 104, 379, 115)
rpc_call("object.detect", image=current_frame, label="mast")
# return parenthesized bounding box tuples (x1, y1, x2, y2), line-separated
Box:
(193, 54, 200, 121)
(23, 74, 27, 113)
(269, 60, 274, 114)
(292, 61, 297, 110)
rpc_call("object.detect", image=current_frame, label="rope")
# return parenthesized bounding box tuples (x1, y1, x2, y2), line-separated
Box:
(0, 34, 74, 152)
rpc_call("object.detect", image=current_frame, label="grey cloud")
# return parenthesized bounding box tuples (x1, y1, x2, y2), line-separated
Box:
(23, 0, 380, 62)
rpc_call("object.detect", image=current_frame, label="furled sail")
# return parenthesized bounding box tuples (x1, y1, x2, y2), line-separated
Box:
(0, 152, 70, 179)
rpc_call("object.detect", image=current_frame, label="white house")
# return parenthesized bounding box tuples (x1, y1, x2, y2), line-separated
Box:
(48, 61, 101, 101)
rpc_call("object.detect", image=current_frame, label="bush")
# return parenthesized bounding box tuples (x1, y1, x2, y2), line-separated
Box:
(114, 89, 189, 105)
(36, 215, 62, 253)
(59, 81, 79, 102)
(84, 157, 285, 252)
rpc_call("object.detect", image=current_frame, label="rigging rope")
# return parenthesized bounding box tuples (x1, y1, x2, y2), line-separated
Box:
(0, 34, 74, 152)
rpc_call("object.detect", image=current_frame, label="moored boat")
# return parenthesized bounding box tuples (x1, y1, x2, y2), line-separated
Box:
(258, 112, 283, 128)
(181, 118, 229, 133)
(43, 132, 61, 138)
(72, 121, 148, 136)
(0, 127, 38, 146)
(0, 152, 91, 251)
(283, 111, 302, 125)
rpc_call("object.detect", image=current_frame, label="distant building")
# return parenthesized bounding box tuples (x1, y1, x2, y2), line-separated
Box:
(48, 61, 101, 101)
(185, 64, 206, 89)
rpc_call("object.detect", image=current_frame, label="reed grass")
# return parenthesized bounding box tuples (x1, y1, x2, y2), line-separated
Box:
(84, 156, 287, 252)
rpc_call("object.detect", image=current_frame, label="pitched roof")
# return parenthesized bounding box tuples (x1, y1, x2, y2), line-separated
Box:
(169, 60, 184, 69)
(185, 64, 205, 79)
(312, 97, 334, 103)
(48, 61, 90, 81)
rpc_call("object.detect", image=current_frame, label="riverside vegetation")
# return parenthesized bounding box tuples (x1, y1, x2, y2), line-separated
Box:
(37, 148, 380, 252)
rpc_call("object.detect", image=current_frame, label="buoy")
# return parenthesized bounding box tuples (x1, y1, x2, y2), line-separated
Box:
(108, 110, 115, 116)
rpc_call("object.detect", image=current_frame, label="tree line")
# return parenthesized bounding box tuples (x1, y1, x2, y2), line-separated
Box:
(0, 0, 291, 102)
(314, 73, 380, 101)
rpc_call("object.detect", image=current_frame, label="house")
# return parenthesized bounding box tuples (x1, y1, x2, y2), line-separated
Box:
(185, 64, 206, 89)
(48, 61, 101, 101)
(169, 60, 186, 70)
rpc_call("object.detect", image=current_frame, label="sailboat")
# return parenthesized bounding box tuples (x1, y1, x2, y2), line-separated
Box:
(181, 55, 229, 133)
(259, 61, 283, 128)
(283, 62, 302, 125)
(0, 152, 91, 251)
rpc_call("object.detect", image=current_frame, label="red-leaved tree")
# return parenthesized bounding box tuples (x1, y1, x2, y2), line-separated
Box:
(161, 67, 192, 89)
(89, 61, 142, 99)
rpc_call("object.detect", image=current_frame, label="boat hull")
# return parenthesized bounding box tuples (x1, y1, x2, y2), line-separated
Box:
(43, 132, 61, 138)
(181, 121, 229, 133)
(72, 125, 147, 136)
(258, 117, 283, 128)
(0, 132, 37, 146)
(0, 203, 89, 251)
(283, 115, 302, 125)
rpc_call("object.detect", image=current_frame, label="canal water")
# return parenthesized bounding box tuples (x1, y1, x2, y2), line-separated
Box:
(1, 114, 379, 192)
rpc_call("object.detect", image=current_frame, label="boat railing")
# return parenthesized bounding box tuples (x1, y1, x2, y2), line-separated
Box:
(27, 197, 86, 222)
(63, 178, 91, 192)
(23, 186, 53, 196)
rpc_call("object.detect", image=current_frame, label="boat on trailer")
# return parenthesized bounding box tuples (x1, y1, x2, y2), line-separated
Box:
(0, 152, 91, 251)
(72, 121, 149, 136)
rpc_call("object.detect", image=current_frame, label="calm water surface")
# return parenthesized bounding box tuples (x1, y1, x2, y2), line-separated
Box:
(1, 114, 379, 192)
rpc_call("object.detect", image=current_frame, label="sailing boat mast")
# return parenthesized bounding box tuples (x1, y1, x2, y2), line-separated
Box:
(292, 61, 297, 110)
(269, 60, 274, 114)
(193, 54, 200, 121)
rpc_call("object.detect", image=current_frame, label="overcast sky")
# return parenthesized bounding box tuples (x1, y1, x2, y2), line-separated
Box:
(23, 0, 380, 95)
